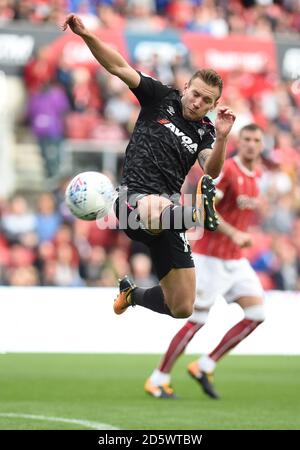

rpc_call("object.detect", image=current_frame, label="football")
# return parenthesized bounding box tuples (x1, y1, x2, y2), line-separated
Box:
(65, 171, 116, 221)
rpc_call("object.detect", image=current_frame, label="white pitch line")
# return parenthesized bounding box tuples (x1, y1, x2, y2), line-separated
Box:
(0, 413, 119, 430)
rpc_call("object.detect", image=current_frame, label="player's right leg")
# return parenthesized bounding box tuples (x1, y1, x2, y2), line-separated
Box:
(185, 254, 232, 399)
(145, 319, 204, 399)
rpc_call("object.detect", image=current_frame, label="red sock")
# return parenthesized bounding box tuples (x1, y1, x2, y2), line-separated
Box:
(159, 320, 203, 373)
(209, 318, 262, 362)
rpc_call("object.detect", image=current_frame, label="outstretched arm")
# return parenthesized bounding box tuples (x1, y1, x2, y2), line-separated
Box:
(63, 14, 140, 88)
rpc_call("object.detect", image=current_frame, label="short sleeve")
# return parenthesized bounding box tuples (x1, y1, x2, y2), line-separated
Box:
(200, 128, 216, 151)
(130, 72, 172, 107)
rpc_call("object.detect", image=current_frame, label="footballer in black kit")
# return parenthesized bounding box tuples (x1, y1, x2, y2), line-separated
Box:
(115, 72, 216, 281)
(122, 72, 216, 197)
(64, 13, 235, 319)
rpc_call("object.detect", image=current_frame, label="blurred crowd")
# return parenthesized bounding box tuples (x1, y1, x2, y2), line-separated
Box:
(1, 0, 300, 290)
(0, 186, 159, 288)
(1, 1, 300, 36)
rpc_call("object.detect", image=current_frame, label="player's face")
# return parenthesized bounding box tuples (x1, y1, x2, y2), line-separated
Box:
(181, 78, 220, 121)
(238, 130, 263, 163)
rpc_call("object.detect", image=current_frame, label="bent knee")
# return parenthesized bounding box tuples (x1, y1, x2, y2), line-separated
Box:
(169, 300, 194, 318)
(172, 307, 193, 319)
(244, 304, 266, 322)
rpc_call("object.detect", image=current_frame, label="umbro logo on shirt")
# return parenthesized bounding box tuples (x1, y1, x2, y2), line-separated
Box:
(167, 105, 175, 116)
(158, 119, 198, 154)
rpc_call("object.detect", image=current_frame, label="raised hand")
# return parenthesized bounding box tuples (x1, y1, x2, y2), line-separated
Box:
(62, 14, 87, 36)
(215, 106, 236, 139)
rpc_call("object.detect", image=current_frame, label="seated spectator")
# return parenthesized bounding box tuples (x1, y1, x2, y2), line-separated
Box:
(97, 3, 125, 29)
(53, 242, 83, 287)
(166, 0, 194, 29)
(79, 245, 107, 286)
(0, 0, 14, 23)
(35, 193, 62, 242)
(262, 194, 295, 234)
(9, 243, 36, 269)
(23, 48, 55, 94)
(53, 222, 74, 246)
(99, 266, 118, 287)
(107, 247, 130, 280)
(88, 219, 118, 250)
(65, 109, 101, 139)
(126, 0, 167, 31)
(1, 195, 36, 244)
(71, 67, 101, 112)
(41, 260, 57, 286)
(35, 240, 56, 273)
(104, 87, 136, 127)
(188, 1, 228, 36)
(271, 237, 300, 291)
(130, 253, 158, 288)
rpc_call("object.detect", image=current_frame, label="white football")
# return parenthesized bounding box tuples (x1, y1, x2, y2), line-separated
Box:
(65, 171, 115, 221)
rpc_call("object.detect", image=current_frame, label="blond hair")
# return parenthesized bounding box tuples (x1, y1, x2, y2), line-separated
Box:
(189, 69, 223, 98)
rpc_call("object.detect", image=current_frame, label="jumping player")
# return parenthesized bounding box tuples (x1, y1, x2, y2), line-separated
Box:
(63, 14, 236, 319)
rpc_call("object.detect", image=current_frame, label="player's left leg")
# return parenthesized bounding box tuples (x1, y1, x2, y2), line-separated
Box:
(188, 259, 265, 399)
(188, 296, 265, 399)
(208, 296, 265, 362)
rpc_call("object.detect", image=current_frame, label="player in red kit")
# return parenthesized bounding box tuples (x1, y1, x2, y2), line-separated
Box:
(145, 124, 266, 399)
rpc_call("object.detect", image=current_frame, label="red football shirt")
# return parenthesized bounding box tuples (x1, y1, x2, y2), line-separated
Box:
(193, 156, 260, 259)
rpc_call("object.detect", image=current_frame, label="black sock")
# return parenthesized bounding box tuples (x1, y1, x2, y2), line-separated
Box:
(160, 205, 198, 231)
(132, 286, 173, 317)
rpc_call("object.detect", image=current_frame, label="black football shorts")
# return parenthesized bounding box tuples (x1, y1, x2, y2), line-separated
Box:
(114, 195, 194, 280)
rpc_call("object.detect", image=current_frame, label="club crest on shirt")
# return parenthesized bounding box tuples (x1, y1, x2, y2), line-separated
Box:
(197, 128, 205, 139)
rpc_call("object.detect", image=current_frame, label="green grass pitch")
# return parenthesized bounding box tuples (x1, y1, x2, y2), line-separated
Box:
(0, 354, 299, 430)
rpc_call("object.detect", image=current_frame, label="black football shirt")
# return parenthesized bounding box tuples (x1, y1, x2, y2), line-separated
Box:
(121, 72, 216, 197)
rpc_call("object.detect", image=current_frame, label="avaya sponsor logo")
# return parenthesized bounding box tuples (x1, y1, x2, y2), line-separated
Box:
(158, 119, 198, 154)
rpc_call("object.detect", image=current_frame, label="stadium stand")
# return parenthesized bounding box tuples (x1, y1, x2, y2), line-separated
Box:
(0, 0, 299, 289)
